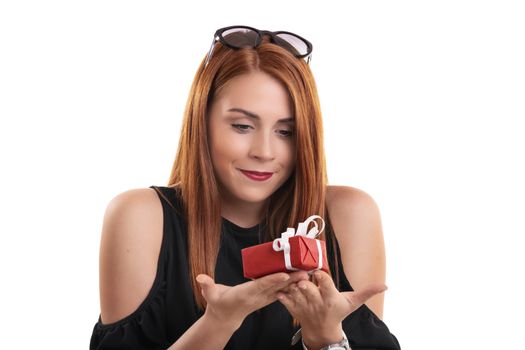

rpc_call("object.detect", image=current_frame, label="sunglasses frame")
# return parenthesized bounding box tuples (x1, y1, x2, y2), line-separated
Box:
(204, 25, 313, 68)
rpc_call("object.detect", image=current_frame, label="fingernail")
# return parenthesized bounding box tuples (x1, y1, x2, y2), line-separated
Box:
(299, 284, 307, 290)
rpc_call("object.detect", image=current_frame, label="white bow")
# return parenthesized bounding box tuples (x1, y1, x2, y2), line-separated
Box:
(272, 215, 325, 272)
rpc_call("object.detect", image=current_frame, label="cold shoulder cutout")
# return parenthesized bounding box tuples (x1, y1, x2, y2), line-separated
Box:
(90, 186, 179, 349)
(90, 280, 169, 349)
(89, 185, 400, 349)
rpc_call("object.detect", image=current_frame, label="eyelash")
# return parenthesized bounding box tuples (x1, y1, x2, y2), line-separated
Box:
(231, 124, 294, 138)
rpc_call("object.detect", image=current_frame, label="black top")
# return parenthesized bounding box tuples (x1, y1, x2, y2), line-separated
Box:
(89, 186, 400, 349)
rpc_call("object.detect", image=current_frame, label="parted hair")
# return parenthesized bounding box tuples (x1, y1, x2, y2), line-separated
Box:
(166, 36, 340, 311)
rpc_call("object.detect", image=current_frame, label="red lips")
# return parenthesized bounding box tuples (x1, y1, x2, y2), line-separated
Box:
(240, 169, 273, 181)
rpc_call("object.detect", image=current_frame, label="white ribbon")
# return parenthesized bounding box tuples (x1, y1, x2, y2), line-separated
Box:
(272, 215, 325, 272)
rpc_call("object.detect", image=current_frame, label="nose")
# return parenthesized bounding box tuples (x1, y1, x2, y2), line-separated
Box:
(248, 130, 275, 161)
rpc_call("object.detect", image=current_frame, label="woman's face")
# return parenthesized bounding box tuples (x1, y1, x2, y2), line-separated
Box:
(208, 71, 296, 211)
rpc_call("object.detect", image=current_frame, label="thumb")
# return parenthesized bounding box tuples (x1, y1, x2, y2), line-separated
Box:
(342, 283, 388, 310)
(196, 274, 215, 298)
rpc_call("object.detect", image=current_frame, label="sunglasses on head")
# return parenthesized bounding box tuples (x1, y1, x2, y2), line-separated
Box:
(204, 25, 313, 68)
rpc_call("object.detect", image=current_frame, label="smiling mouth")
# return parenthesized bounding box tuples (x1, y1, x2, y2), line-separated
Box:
(239, 169, 274, 175)
(239, 169, 274, 181)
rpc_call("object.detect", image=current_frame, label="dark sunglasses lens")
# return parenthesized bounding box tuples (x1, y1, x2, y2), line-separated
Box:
(274, 33, 309, 56)
(221, 28, 259, 48)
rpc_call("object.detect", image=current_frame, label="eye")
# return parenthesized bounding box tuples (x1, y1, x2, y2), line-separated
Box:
(231, 124, 253, 132)
(278, 129, 294, 138)
(231, 124, 294, 138)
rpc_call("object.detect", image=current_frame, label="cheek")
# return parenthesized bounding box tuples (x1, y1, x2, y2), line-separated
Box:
(211, 132, 250, 164)
(278, 142, 296, 166)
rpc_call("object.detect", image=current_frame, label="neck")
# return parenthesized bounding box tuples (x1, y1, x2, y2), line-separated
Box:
(220, 198, 268, 229)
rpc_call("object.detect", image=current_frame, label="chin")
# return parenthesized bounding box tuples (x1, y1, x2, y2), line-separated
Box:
(232, 186, 275, 204)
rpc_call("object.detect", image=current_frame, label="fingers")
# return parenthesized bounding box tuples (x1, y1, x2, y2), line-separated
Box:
(288, 283, 308, 305)
(237, 272, 293, 298)
(253, 271, 309, 294)
(288, 270, 310, 283)
(271, 272, 310, 310)
(279, 270, 333, 306)
(276, 290, 295, 309)
(277, 279, 321, 310)
(253, 272, 291, 295)
(296, 279, 322, 303)
(313, 270, 339, 297)
(258, 272, 290, 288)
(276, 283, 305, 310)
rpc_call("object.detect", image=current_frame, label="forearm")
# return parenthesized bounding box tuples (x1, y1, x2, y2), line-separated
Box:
(167, 311, 240, 350)
(301, 322, 344, 350)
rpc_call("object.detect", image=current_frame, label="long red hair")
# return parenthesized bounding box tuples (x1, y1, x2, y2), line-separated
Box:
(167, 37, 339, 310)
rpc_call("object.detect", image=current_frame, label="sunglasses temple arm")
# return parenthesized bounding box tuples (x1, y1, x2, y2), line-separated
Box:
(204, 37, 218, 68)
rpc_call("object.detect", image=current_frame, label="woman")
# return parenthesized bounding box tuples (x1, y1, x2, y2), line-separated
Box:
(90, 25, 400, 350)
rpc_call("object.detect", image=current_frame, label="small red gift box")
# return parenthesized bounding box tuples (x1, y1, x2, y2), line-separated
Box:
(241, 215, 330, 279)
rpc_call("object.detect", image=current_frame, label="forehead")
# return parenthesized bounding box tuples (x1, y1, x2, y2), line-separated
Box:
(211, 71, 293, 120)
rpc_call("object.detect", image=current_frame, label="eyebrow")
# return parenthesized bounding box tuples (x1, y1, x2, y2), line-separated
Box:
(227, 108, 295, 124)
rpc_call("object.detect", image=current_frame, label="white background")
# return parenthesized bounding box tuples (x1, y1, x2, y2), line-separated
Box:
(1, 1, 524, 348)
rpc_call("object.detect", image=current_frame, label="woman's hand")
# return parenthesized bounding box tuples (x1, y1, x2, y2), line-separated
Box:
(276, 270, 387, 347)
(196, 271, 309, 331)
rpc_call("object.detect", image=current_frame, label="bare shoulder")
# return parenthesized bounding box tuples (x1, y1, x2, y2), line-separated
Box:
(325, 185, 383, 242)
(99, 187, 164, 325)
(326, 185, 379, 212)
(325, 185, 383, 238)
(325, 185, 386, 319)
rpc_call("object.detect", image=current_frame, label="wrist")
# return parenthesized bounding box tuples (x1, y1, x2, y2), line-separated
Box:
(203, 307, 242, 333)
(301, 323, 344, 350)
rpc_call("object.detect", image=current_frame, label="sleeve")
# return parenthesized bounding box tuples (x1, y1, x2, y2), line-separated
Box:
(342, 304, 401, 350)
(89, 280, 170, 350)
